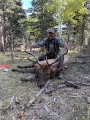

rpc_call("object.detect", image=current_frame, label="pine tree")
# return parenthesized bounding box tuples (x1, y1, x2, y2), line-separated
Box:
(29, 0, 57, 41)
(0, 0, 26, 61)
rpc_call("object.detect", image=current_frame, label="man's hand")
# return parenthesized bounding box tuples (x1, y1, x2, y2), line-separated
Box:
(64, 43, 69, 49)
(29, 44, 34, 49)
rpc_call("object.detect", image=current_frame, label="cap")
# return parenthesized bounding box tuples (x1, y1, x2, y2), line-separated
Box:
(47, 27, 55, 34)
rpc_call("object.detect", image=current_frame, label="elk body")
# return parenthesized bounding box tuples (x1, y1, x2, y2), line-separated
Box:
(12, 48, 68, 88)
(34, 57, 68, 87)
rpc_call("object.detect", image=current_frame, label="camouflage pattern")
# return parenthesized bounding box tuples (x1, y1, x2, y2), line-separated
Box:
(33, 36, 65, 55)
(33, 36, 65, 70)
(47, 27, 55, 33)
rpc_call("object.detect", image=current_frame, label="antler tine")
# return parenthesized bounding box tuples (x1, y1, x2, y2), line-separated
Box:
(45, 56, 49, 65)
(25, 51, 41, 65)
(49, 47, 68, 65)
(27, 57, 36, 63)
(25, 51, 38, 60)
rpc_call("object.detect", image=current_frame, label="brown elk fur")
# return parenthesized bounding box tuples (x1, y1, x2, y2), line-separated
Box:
(34, 56, 69, 86)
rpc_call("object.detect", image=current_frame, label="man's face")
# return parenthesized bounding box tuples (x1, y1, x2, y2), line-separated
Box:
(48, 32, 55, 39)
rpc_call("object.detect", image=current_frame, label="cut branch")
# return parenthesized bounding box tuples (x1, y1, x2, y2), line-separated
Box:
(27, 80, 51, 108)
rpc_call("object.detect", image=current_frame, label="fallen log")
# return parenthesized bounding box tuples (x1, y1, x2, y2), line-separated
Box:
(27, 80, 51, 108)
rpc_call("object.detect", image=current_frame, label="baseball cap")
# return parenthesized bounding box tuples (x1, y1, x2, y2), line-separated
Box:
(47, 27, 55, 33)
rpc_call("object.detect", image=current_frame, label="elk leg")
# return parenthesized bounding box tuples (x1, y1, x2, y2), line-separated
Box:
(11, 68, 25, 73)
(20, 76, 38, 82)
(11, 68, 35, 73)
(17, 64, 34, 69)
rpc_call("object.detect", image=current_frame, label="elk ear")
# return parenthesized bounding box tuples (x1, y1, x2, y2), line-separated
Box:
(35, 64, 40, 70)
(51, 67, 59, 72)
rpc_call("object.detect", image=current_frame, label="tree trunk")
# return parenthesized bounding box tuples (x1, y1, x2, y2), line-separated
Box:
(10, 33, 15, 62)
(0, 16, 5, 53)
(80, 15, 86, 46)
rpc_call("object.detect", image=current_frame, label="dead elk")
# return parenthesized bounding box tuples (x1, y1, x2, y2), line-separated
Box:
(12, 48, 69, 88)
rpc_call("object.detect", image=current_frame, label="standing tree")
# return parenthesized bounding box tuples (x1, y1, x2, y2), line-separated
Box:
(27, 0, 57, 41)
(0, 0, 26, 61)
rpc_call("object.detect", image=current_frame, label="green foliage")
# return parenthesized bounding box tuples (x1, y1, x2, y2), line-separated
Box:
(27, 0, 57, 41)
(0, 0, 26, 38)
(46, 0, 87, 25)
(63, 0, 87, 24)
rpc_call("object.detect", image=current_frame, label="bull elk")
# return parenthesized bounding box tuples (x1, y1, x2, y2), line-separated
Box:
(12, 47, 69, 88)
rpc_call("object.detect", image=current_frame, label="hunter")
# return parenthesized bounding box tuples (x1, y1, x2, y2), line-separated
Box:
(30, 27, 69, 79)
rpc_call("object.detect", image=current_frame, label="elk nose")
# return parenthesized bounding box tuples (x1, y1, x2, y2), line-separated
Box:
(37, 83, 45, 88)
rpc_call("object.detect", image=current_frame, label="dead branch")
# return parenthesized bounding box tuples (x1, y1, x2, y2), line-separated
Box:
(45, 84, 66, 94)
(44, 105, 60, 118)
(45, 81, 80, 94)
(79, 75, 90, 82)
(17, 111, 26, 120)
(75, 82, 90, 86)
(27, 80, 51, 108)
(65, 81, 81, 89)
(0, 105, 10, 111)
(0, 96, 14, 111)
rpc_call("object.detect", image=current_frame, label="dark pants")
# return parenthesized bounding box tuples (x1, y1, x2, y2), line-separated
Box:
(38, 53, 64, 70)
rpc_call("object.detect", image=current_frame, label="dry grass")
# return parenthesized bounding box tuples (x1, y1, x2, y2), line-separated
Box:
(0, 51, 90, 120)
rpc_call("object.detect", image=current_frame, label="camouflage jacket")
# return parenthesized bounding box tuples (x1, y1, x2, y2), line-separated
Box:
(33, 36, 65, 55)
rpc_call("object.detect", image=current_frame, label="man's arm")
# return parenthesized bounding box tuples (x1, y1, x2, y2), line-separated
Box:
(30, 38, 47, 48)
(55, 36, 69, 48)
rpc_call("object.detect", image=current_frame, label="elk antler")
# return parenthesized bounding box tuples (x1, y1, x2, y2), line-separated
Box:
(25, 51, 41, 65)
(49, 47, 68, 65)
(26, 37, 42, 65)
(45, 56, 49, 65)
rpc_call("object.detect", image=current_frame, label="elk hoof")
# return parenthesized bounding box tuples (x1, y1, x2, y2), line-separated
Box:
(11, 69, 18, 71)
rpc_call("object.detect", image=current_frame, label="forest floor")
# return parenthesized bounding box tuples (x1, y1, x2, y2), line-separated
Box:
(0, 49, 90, 120)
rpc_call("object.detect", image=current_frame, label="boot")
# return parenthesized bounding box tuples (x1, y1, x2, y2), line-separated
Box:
(58, 70, 64, 79)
